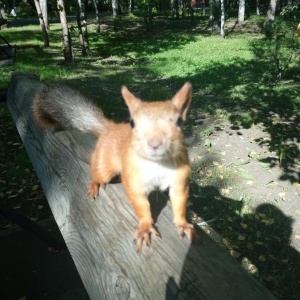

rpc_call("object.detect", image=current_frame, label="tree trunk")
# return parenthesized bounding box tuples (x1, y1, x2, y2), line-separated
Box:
(171, 0, 179, 19)
(208, 0, 215, 31)
(238, 0, 245, 24)
(220, 0, 225, 38)
(40, 0, 49, 30)
(256, 0, 260, 15)
(263, 0, 277, 31)
(129, 0, 133, 12)
(93, 0, 101, 33)
(112, 0, 120, 17)
(57, 0, 73, 62)
(34, 0, 50, 47)
(76, 0, 89, 56)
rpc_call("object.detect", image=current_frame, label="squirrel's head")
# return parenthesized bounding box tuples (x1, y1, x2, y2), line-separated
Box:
(121, 83, 192, 161)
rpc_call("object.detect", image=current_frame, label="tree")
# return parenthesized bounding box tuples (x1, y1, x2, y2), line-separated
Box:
(40, 0, 48, 30)
(33, 0, 50, 47)
(263, 0, 277, 31)
(76, 0, 89, 56)
(57, 0, 73, 62)
(238, 0, 245, 24)
(112, 0, 121, 17)
(220, 0, 225, 38)
(171, 0, 179, 19)
(256, 0, 260, 15)
(92, 0, 101, 33)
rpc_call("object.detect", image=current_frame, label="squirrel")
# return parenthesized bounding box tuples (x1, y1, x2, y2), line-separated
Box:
(32, 82, 199, 252)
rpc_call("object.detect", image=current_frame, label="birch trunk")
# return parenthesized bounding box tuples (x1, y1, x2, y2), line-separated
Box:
(76, 0, 89, 56)
(34, 0, 50, 47)
(57, 0, 73, 62)
(238, 0, 245, 24)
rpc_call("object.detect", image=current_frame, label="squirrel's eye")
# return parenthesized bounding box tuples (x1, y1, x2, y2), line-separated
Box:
(130, 119, 135, 128)
(176, 117, 183, 127)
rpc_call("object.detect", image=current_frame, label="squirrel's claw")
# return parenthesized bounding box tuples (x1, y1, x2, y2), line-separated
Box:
(134, 223, 160, 253)
(176, 222, 202, 243)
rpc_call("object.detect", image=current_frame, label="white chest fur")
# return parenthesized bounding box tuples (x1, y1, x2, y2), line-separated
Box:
(140, 159, 176, 195)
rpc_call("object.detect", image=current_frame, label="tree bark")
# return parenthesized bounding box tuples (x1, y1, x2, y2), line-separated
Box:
(220, 0, 225, 38)
(40, 0, 49, 30)
(92, 0, 101, 33)
(57, 0, 73, 62)
(256, 0, 260, 15)
(34, 0, 50, 47)
(263, 0, 277, 31)
(76, 0, 89, 56)
(171, 0, 179, 19)
(238, 0, 245, 24)
(112, 0, 120, 17)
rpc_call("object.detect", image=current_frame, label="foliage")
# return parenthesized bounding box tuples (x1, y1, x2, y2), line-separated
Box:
(253, 19, 300, 80)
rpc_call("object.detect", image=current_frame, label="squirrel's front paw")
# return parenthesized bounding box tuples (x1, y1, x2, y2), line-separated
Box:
(88, 181, 100, 199)
(134, 223, 160, 253)
(175, 221, 202, 242)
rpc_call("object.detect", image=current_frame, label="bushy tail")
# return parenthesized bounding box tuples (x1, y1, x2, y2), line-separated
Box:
(33, 84, 110, 136)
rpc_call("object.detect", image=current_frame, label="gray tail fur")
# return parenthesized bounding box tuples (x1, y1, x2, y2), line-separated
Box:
(33, 84, 108, 136)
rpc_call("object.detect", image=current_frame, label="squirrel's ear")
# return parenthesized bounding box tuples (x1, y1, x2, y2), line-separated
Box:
(121, 86, 141, 115)
(171, 82, 192, 121)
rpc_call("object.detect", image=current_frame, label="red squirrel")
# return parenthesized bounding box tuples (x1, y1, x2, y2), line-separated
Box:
(33, 82, 198, 252)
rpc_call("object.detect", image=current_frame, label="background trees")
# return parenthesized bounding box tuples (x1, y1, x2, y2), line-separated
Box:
(5, 0, 299, 62)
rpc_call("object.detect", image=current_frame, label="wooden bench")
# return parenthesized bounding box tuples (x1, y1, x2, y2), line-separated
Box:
(7, 72, 276, 300)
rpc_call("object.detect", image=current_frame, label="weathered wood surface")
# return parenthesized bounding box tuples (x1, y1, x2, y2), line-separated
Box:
(7, 72, 276, 300)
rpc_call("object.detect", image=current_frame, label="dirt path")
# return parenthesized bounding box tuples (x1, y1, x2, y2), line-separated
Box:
(188, 114, 300, 251)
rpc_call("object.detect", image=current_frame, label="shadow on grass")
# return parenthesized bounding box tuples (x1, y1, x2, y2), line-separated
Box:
(145, 51, 299, 183)
(190, 184, 300, 299)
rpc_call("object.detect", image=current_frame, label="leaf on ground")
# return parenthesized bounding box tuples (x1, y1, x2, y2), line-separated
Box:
(8, 194, 18, 199)
(238, 234, 246, 241)
(239, 172, 253, 180)
(261, 218, 274, 225)
(227, 216, 234, 222)
(247, 263, 258, 274)
(230, 250, 241, 258)
(247, 242, 254, 249)
(32, 185, 39, 191)
(221, 188, 230, 195)
(248, 150, 257, 158)
(292, 182, 300, 187)
(257, 213, 266, 218)
(222, 237, 231, 246)
(246, 180, 254, 185)
(265, 180, 278, 187)
(258, 255, 266, 261)
(204, 139, 212, 148)
(212, 161, 219, 166)
(240, 222, 248, 229)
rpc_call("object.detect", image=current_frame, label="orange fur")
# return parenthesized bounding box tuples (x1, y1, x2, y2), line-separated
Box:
(33, 82, 198, 252)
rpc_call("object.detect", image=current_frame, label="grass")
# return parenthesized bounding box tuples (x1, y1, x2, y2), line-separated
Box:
(0, 13, 299, 299)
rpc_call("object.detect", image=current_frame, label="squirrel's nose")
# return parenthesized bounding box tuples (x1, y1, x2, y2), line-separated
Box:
(148, 138, 162, 150)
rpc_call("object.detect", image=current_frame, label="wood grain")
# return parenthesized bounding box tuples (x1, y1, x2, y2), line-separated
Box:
(7, 72, 276, 300)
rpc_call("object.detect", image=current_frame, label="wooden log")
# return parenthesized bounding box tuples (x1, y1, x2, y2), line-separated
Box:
(7, 72, 276, 300)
